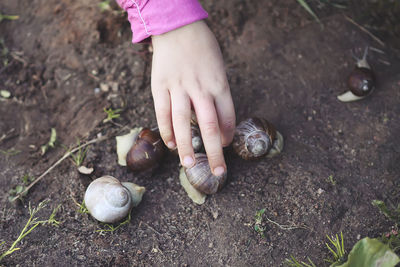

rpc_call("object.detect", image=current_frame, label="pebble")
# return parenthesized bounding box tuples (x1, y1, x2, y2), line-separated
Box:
(317, 188, 325, 195)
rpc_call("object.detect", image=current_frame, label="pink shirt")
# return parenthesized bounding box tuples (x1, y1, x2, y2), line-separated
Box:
(115, 0, 208, 43)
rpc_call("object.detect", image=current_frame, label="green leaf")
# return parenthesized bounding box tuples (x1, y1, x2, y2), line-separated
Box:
(49, 128, 57, 148)
(15, 185, 24, 194)
(336, 237, 400, 267)
(41, 128, 57, 155)
(0, 14, 19, 23)
(0, 90, 11, 98)
(296, 0, 321, 25)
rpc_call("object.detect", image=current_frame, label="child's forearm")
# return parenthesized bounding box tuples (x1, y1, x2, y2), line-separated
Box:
(115, 0, 208, 43)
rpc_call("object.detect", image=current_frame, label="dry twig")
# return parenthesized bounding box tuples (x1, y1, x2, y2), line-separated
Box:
(10, 135, 107, 202)
(344, 15, 385, 47)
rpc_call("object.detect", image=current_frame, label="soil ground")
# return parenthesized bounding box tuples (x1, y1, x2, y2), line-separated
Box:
(1, 0, 400, 266)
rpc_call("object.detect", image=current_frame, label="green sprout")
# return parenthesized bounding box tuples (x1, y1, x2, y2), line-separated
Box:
(325, 232, 346, 265)
(96, 212, 132, 233)
(296, 0, 321, 25)
(327, 175, 336, 186)
(64, 139, 89, 166)
(8, 174, 35, 202)
(41, 128, 57, 155)
(0, 38, 9, 66)
(372, 200, 400, 223)
(285, 255, 316, 267)
(0, 200, 60, 262)
(78, 201, 89, 214)
(98, 0, 111, 12)
(103, 107, 122, 123)
(0, 14, 19, 23)
(0, 149, 21, 157)
(254, 208, 266, 238)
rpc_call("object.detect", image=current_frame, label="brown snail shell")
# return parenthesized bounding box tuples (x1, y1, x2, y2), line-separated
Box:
(126, 128, 166, 172)
(338, 46, 376, 102)
(347, 66, 375, 97)
(184, 153, 227, 194)
(232, 118, 283, 160)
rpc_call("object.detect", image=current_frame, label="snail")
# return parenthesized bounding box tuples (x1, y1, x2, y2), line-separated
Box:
(183, 153, 227, 195)
(170, 116, 203, 155)
(84, 176, 145, 223)
(232, 118, 284, 160)
(337, 46, 376, 102)
(126, 128, 166, 172)
(191, 123, 203, 153)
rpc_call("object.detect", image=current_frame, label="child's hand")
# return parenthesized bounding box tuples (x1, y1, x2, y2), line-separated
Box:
(151, 20, 235, 176)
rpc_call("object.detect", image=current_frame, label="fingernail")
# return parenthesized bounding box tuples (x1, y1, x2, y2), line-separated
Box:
(183, 156, 194, 168)
(167, 141, 176, 149)
(213, 166, 225, 176)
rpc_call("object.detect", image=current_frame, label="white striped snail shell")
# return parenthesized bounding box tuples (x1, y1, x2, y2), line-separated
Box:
(232, 118, 283, 160)
(184, 153, 227, 194)
(84, 176, 145, 223)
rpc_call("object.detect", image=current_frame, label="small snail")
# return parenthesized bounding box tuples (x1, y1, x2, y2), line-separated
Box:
(84, 176, 145, 223)
(126, 128, 166, 172)
(232, 118, 284, 160)
(191, 123, 203, 153)
(184, 153, 227, 195)
(170, 117, 203, 155)
(337, 46, 376, 102)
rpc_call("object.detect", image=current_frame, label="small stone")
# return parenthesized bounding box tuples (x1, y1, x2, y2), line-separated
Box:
(78, 166, 94, 175)
(77, 255, 86, 261)
(100, 83, 109, 92)
(110, 81, 119, 92)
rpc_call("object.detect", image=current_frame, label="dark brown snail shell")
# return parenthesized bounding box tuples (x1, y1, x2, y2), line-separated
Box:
(232, 118, 277, 160)
(126, 128, 166, 172)
(348, 66, 375, 97)
(184, 153, 227, 194)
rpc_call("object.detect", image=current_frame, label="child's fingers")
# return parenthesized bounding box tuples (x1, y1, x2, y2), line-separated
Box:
(152, 87, 175, 149)
(192, 96, 226, 176)
(171, 91, 195, 168)
(214, 91, 236, 147)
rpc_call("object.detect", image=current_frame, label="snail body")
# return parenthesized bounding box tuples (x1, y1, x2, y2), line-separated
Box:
(338, 47, 376, 102)
(84, 176, 145, 223)
(126, 128, 166, 172)
(232, 118, 283, 160)
(184, 153, 227, 194)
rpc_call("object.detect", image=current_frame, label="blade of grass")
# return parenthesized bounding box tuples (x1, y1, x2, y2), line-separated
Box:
(296, 0, 321, 25)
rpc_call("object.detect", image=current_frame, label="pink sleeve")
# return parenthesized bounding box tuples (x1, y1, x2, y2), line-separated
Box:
(116, 0, 208, 43)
